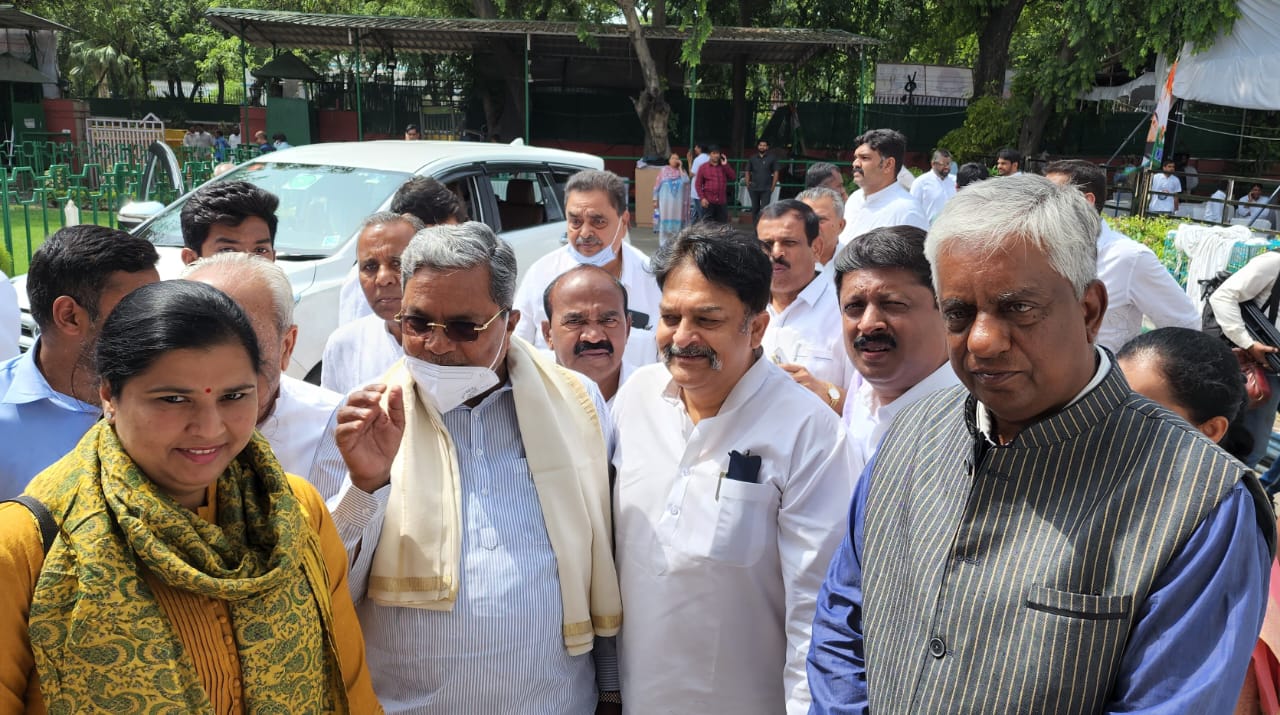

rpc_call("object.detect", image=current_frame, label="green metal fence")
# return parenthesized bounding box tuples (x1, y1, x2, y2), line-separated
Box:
(0, 140, 250, 277)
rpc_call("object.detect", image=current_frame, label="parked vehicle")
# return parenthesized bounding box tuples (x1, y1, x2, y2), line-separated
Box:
(15, 139, 603, 383)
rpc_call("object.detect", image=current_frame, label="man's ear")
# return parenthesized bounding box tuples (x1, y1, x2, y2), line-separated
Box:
(181, 247, 199, 265)
(49, 295, 89, 337)
(541, 319, 553, 348)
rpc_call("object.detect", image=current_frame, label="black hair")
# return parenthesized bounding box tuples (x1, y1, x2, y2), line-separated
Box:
(956, 162, 990, 189)
(756, 138, 769, 145)
(853, 129, 907, 174)
(272, 133, 286, 142)
(997, 147, 1022, 166)
(390, 176, 468, 224)
(707, 144, 721, 153)
(758, 199, 820, 244)
(179, 180, 280, 254)
(1044, 159, 1107, 213)
(405, 124, 420, 132)
(1117, 327, 1253, 460)
(833, 225, 933, 297)
(96, 280, 260, 397)
(805, 162, 841, 190)
(27, 225, 159, 330)
(652, 223, 771, 314)
(542, 264, 630, 320)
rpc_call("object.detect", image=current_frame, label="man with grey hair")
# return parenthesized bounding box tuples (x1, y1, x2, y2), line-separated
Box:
(808, 175, 1275, 714)
(513, 168, 661, 350)
(798, 186, 846, 272)
(909, 149, 957, 224)
(331, 221, 623, 713)
(323, 211, 426, 394)
(182, 253, 347, 499)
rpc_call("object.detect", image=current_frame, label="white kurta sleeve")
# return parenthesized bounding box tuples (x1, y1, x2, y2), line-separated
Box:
(1209, 251, 1280, 349)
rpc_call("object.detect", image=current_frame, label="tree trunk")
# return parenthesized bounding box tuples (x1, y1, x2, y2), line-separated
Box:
(652, 0, 666, 28)
(471, 0, 526, 140)
(618, 0, 671, 157)
(1017, 38, 1076, 156)
(972, 0, 1030, 98)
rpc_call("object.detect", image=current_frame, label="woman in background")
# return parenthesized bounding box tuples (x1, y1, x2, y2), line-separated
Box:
(653, 152, 690, 247)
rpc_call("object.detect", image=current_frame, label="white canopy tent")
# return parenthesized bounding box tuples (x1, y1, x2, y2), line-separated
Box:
(1172, 0, 1280, 111)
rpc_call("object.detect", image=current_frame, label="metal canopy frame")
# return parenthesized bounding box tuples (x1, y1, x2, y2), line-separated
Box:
(205, 7, 879, 143)
(0, 4, 73, 32)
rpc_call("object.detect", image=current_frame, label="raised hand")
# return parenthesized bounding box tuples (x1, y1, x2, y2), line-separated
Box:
(335, 383, 406, 493)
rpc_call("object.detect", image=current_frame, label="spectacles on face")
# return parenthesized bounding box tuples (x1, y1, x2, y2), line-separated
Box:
(395, 307, 508, 342)
(567, 213, 613, 231)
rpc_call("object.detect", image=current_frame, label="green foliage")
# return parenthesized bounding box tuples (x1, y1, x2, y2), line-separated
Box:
(938, 97, 1024, 164)
(1109, 215, 1180, 262)
(0, 242, 12, 278)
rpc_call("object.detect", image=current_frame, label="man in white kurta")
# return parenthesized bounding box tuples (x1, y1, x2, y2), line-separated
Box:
(513, 170, 662, 349)
(758, 200, 851, 413)
(322, 314, 403, 395)
(838, 129, 928, 247)
(611, 223, 854, 715)
(1044, 161, 1200, 351)
(832, 224, 959, 479)
(909, 150, 957, 224)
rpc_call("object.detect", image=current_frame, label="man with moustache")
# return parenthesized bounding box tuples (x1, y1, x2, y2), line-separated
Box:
(323, 212, 426, 395)
(994, 147, 1022, 177)
(809, 176, 1274, 714)
(611, 223, 854, 714)
(184, 254, 348, 500)
(541, 265, 656, 404)
(514, 169, 661, 350)
(838, 129, 928, 247)
(797, 187, 846, 273)
(834, 225, 960, 474)
(758, 200, 850, 413)
(330, 222, 622, 712)
(1148, 158, 1182, 216)
(910, 150, 957, 224)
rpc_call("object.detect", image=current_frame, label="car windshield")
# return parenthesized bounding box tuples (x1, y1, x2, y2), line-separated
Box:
(134, 162, 413, 257)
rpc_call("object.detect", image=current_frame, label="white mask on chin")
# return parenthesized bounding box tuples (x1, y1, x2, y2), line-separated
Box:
(403, 316, 508, 414)
(566, 221, 623, 267)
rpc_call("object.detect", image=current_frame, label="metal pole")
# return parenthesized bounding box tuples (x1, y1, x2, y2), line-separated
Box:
(857, 48, 867, 135)
(354, 32, 364, 141)
(239, 22, 248, 145)
(689, 65, 697, 150)
(524, 34, 531, 144)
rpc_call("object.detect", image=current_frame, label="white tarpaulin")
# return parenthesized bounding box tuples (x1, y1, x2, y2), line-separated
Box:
(1080, 72, 1156, 102)
(1172, 0, 1280, 110)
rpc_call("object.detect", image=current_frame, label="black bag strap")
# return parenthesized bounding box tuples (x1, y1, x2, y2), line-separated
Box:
(3, 495, 58, 554)
(1266, 274, 1280, 323)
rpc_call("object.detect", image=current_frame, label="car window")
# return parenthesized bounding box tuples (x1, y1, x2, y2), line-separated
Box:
(134, 162, 413, 257)
(491, 169, 557, 232)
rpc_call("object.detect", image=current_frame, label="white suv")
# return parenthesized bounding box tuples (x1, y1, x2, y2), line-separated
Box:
(15, 140, 602, 383)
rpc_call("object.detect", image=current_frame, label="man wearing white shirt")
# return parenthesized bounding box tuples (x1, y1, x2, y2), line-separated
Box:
(338, 176, 466, 324)
(909, 149, 957, 224)
(0, 271, 18, 361)
(184, 254, 347, 500)
(835, 225, 960, 473)
(838, 129, 928, 247)
(1203, 180, 1229, 224)
(798, 187, 846, 274)
(332, 223, 622, 713)
(1236, 183, 1275, 227)
(611, 223, 855, 715)
(758, 200, 850, 413)
(324, 212, 425, 394)
(995, 147, 1022, 177)
(1045, 160, 1199, 351)
(513, 169, 661, 350)
(1148, 158, 1181, 216)
(688, 143, 711, 222)
(542, 264, 655, 403)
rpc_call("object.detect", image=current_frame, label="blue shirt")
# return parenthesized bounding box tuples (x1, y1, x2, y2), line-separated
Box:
(0, 347, 101, 499)
(807, 455, 1271, 714)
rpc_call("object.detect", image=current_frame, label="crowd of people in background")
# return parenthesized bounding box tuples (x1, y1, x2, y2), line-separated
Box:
(1, 129, 1279, 715)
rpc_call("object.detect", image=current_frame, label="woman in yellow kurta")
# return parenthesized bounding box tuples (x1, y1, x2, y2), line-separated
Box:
(0, 279, 381, 713)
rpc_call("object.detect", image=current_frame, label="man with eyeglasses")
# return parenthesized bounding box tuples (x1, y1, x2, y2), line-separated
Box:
(541, 265, 658, 404)
(512, 169, 662, 351)
(332, 221, 623, 714)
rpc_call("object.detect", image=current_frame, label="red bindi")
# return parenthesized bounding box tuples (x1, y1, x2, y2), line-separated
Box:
(204, 388, 212, 394)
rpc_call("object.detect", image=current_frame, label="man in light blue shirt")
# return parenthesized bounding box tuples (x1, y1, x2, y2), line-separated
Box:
(0, 226, 159, 497)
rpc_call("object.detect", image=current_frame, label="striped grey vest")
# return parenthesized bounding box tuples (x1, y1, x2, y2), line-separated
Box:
(862, 367, 1274, 714)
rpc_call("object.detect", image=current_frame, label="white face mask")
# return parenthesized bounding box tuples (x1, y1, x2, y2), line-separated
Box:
(566, 221, 623, 267)
(403, 317, 508, 414)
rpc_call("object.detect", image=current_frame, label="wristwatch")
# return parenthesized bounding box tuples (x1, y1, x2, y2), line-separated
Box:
(825, 382, 840, 408)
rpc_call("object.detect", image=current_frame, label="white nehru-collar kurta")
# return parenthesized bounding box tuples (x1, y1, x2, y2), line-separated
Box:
(762, 272, 851, 391)
(610, 357, 855, 715)
(321, 313, 404, 396)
